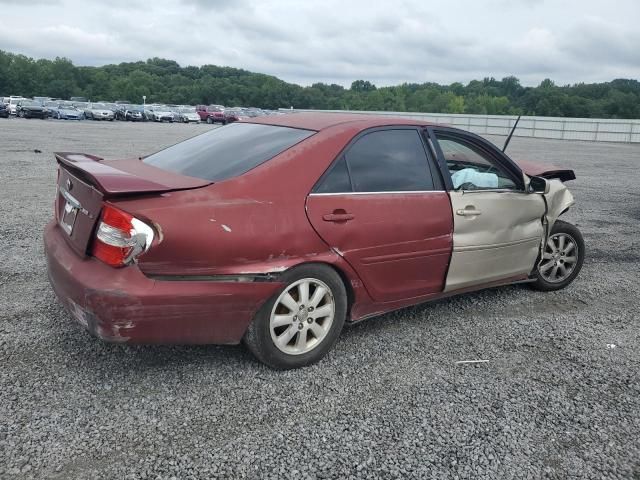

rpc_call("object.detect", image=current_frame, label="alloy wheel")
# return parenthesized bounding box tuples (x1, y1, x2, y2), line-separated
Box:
(538, 233, 579, 283)
(269, 278, 335, 355)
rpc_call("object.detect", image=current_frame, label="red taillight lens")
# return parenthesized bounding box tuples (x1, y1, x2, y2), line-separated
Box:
(91, 204, 155, 267)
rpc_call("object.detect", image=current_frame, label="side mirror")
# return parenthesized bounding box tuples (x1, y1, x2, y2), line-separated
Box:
(528, 176, 549, 194)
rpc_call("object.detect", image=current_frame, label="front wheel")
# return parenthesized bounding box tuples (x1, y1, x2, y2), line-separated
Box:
(530, 220, 585, 291)
(244, 264, 347, 369)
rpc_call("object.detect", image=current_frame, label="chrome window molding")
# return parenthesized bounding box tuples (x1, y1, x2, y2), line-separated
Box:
(308, 190, 447, 196)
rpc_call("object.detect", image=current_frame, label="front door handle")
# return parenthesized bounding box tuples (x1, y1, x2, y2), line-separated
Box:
(323, 210, 354, 222)
(456, 207, 482, 216)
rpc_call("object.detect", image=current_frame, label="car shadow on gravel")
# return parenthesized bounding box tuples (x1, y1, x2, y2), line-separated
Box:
(47, 281, 576, 374)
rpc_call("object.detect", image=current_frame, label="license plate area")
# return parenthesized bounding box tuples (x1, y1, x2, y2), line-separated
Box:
(59, 198, 79, 235)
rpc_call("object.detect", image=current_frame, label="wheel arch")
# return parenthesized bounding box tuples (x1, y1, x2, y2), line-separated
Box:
(278, 260, 357, 320)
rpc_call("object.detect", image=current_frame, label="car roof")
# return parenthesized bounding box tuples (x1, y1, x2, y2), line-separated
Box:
(246, 112, 436, 131)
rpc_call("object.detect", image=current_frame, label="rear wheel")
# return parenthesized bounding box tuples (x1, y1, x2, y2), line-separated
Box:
(206, 117, 212, 124)
(244, 264, 347, 369)
(530, 220, 585, 291)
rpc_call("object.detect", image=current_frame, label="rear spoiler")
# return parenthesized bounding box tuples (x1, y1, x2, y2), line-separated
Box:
(54, 152, 211, 196)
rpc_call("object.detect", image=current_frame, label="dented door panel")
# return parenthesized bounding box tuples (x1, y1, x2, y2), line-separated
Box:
(306, 192, 453, 302)
(445, 190, 545, 291)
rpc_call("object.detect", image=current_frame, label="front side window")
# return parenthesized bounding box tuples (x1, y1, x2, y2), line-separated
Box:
(143, 122, 314, 181)
(435, 135, 518, 191)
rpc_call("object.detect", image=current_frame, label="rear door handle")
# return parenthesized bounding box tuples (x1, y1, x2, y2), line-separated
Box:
(323, 212, 354, 222)
(456, 208, 482, 216)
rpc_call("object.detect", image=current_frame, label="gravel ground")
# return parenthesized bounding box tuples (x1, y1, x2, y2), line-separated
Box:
(1, 118, 639, 479)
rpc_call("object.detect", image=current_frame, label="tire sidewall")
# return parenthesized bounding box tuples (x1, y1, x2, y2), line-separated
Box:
(245, 264, 347, 369)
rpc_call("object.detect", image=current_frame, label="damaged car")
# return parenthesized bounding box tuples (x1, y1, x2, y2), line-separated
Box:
(44, 113, 584, 369)
(16, 99, 48, 119)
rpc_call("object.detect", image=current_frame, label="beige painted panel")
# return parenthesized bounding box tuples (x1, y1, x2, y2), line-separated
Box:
(445, 190, 545, 291)
(545, 179, 575, 229)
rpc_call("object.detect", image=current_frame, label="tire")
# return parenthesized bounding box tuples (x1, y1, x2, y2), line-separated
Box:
(206, 117, 212, 124)
(530, 220, 585, 291)
(18, 110, 24, 118)
(244, 264, 347, 369)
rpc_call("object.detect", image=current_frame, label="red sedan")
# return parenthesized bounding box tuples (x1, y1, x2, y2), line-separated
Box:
(44, 113, 584, 369)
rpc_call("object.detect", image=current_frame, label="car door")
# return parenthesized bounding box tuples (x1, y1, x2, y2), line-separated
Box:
(306, 127, 453, 303)
(427, 127, 545, 292)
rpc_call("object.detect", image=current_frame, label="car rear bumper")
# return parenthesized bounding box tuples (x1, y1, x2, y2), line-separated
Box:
(44, 221, 282, 344)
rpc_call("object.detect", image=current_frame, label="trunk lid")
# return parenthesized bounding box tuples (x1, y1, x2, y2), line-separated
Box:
(54, 152, 211, 256)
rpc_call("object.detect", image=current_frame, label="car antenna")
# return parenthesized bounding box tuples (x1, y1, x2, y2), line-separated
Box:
(502, 115, 521, 153)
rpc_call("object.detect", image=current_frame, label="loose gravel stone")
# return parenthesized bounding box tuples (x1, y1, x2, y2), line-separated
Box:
(1, 118, 639, 479)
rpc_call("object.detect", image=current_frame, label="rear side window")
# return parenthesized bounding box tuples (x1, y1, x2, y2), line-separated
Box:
(314, 156, 352, 194)
(143, 123, 314, 181)
(313, 129, 437, 193)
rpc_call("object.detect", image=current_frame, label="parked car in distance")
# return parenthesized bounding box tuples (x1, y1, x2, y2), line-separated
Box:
(148, 105, 175, 122)
(122, 105, 146, 122)
(44, 113, 584, 369)
(196, 105, 227, 124)
(0, 102, 9, 118)
(7, 96, 26, 115)
(16, 99, 48, 119)
(175, 106, 201, 123)
(84, 103, 115, 121)
(51, 103, 84, 120)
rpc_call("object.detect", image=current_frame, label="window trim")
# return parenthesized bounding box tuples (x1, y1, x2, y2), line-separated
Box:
(425, 127, 526, 192)
(311, 126, 442, 195)
(308, 190, 446, 197)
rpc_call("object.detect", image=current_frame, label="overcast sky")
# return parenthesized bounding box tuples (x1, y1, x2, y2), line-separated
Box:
(1, 0, 639, 87)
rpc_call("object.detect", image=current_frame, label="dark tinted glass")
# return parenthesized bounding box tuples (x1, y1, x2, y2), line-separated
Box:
(345, 129, 434, 192)
(314, 156, 352, 193)
(143, 123, 314, 181)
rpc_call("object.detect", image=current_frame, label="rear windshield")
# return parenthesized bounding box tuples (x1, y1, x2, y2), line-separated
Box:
(143, 122, 314, 181)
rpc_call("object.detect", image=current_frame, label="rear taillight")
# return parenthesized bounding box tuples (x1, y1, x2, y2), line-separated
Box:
(91, 204, 155, 267)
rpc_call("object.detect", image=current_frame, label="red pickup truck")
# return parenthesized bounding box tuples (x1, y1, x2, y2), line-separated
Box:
(196, 105, 227, 124)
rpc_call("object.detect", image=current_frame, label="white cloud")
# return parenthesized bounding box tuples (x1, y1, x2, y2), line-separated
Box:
(0, 0, 638, 86)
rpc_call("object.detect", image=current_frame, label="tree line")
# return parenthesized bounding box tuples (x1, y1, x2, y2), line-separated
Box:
(1, 50, 639, 118)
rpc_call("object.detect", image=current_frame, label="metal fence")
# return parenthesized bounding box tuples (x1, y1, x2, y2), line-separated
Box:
(285, 110, 640, 143)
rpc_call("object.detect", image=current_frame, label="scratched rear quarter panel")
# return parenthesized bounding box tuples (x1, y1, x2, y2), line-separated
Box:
(112, 124, 361, 277)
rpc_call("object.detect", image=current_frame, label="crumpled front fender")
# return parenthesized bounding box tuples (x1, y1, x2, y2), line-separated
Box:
(544, 179, 575, 229)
